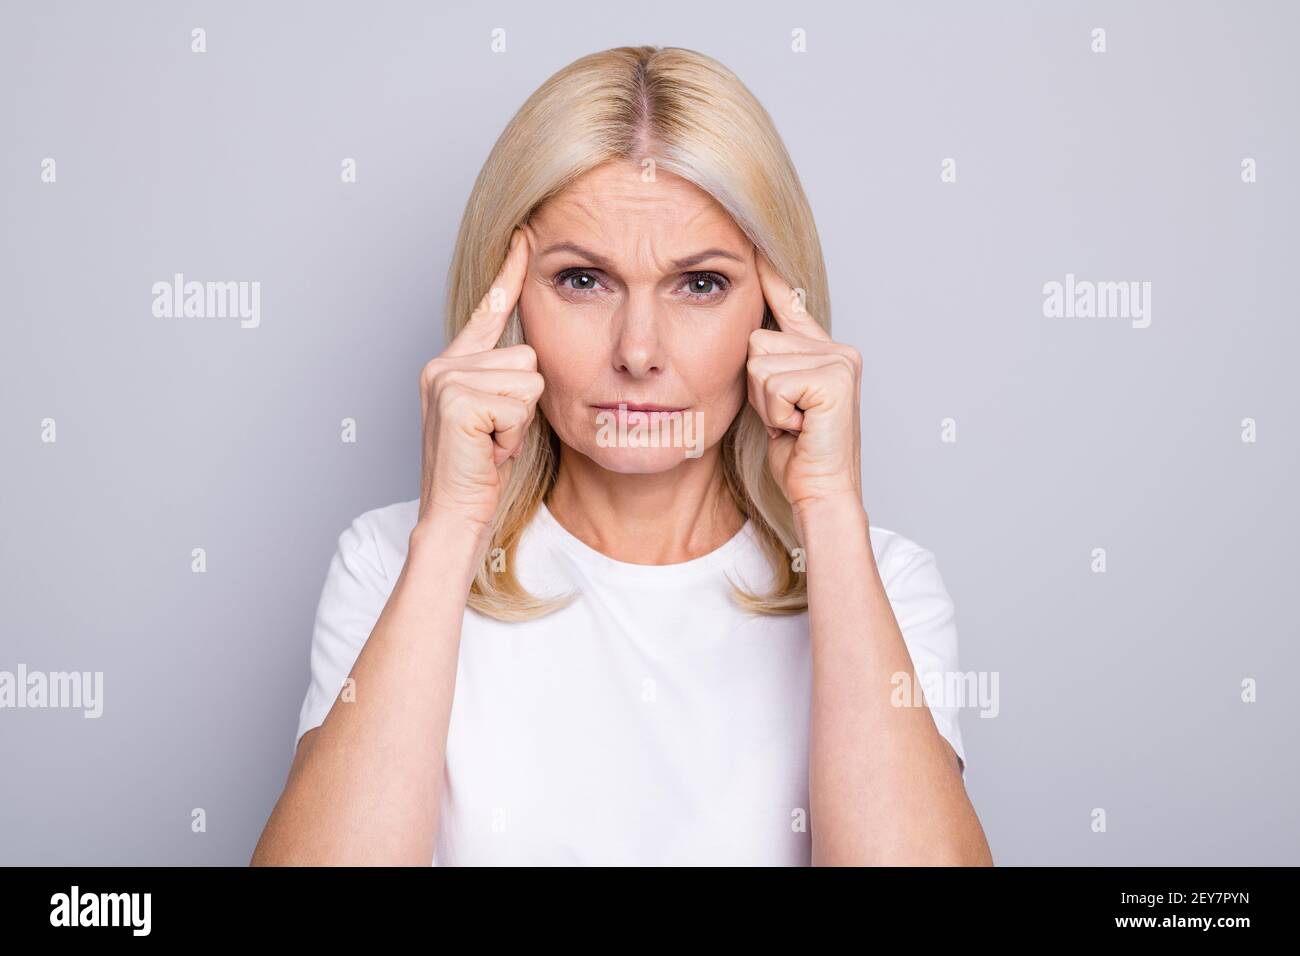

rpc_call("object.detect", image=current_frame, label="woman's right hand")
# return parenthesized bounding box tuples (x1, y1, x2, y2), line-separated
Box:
(415, 228, 543, 537)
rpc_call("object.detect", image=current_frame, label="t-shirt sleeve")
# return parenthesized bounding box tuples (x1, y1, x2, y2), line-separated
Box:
(292, 514, 394, 757)
(881, 544, 969, 780)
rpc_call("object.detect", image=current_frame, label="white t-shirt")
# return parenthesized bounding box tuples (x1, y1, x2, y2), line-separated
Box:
(295, 497, 967, 866)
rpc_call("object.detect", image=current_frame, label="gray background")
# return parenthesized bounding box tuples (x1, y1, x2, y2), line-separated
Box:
(2, 0, 1296, 865)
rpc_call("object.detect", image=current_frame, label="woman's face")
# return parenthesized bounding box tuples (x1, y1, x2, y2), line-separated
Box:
(518, 160, 764, 474)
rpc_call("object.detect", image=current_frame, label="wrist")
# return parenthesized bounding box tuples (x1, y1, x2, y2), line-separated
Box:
(408, 510, 492, 580)
(792, 492, 869, 538)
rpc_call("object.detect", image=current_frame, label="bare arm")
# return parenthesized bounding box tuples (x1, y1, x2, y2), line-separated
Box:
(252, 228, 540, 865)
(800, 496, 993, 866)
(746, 252, 992, 866)
(250, 515, 484, 866)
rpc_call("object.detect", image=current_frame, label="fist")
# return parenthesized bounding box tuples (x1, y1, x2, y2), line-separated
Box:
(417, 229, 545, 532)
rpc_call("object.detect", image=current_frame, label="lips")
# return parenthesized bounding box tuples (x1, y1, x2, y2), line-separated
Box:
(592, 402, 688, 413)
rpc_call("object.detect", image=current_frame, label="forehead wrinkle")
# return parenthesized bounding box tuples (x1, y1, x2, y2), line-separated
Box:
(533, 173, 745, 277)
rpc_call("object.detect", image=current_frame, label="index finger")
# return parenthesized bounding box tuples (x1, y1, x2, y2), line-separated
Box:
(445, 228, 531, 358)
(755, 250, 830, 341)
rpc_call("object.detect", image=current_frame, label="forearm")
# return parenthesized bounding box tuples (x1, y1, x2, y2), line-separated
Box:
(800, 496, 992, 866)
(251, 513, 485, 866)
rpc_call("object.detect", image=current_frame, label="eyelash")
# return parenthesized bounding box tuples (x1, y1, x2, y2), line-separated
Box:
(553, 269, 731, 302)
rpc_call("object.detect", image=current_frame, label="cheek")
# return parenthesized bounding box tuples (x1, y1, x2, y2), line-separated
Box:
(673, 298, 759, 402)
(519, 284, 591, 414)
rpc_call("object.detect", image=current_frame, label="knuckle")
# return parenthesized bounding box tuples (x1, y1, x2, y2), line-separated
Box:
(436, 383, 470, 415)
(435, 368, 466, 392)
(837, 344, 862, 370)
(420, 357, 443, 389)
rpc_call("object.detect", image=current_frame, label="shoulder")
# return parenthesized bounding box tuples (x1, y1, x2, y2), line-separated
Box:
(346, 497, 420, 549)
(868, 525, 953, 614)
(868, 525, 967, 776)
(869, 525, 940, 581)
(329, 497, 420, 587)
(332, 497, 558, 591)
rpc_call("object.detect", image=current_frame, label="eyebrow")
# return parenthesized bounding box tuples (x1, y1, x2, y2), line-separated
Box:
(537, 241, 745, 271)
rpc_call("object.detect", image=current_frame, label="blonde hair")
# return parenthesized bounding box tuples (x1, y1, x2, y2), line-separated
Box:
(444, 45, 831, 621)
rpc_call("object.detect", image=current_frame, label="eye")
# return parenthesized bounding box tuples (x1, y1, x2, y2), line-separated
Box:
(679, 272, 730, 301)
(554, 269, 606, 297)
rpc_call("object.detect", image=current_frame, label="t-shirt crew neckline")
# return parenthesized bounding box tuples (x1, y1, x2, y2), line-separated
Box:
(533, 499, 755, 585)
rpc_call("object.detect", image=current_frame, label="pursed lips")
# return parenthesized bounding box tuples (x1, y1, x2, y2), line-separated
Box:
(592, 402, 688, 413)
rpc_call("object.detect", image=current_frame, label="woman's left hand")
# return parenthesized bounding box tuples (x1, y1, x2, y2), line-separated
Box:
(747, 252, 863, 517)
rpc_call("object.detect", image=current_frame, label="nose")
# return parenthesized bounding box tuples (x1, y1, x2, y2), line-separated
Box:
(610, 291, 666, 378)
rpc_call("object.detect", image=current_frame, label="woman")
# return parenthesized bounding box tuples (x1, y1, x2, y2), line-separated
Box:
(252, 45, 993, 866)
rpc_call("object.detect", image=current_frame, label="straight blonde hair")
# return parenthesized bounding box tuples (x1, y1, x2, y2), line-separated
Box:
(444, 45, 832, 621)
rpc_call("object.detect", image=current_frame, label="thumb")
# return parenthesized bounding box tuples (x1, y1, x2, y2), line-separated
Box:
(766, 429, 796, 477)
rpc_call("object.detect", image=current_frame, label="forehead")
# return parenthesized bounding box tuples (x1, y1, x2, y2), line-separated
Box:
(530, 161, 745, 244)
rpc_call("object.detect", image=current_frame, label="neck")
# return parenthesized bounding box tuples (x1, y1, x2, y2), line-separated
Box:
(545, 441, 746, 565)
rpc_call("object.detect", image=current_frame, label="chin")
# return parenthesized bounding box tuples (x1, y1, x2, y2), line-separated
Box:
(577, 442, 707, 474)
